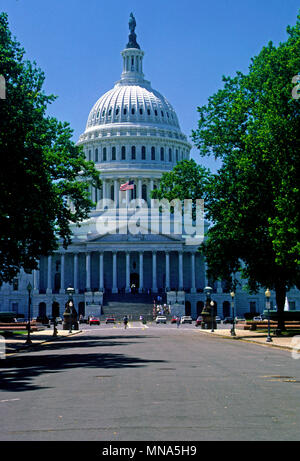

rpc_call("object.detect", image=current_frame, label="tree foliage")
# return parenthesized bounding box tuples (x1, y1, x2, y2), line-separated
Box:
(191, 13, 300, 328)
(0, 13, 101, 282)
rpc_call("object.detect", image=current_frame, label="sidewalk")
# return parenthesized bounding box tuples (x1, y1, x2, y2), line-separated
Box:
(196, 325, 299, 351)
(1, 328, 82, 357)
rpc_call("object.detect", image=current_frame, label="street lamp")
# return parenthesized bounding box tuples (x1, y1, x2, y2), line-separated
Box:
(25, 282, 32, 345)
(230, 291, 236, 337)
(210, 300, 215, 332)
(265, 288, 272, 342)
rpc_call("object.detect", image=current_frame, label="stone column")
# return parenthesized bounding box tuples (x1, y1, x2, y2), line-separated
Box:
(74, 253, 78, 293)
(152, 251, 157, 293)
(139, 251, 144, 293)
(178, 251, 183, 290)
(165, 251, 170, 291)
(46, 255, 52, 294)
(86, 252, 91, 292)
(126, 252, 130, 292)
(149, 179, 154, 206)
(59, 253, 65, 293)
(114, 179, 119, 207)
(102, 179, 106, 200)
(99, 252, 104, 291)
(112, 251, 118, 293)
(191, 252, 196, 293)
(138, 178, 142, 200)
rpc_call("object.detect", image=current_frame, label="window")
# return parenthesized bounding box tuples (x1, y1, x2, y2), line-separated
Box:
(176, 149, 178, 162)
(103, 147, 107, 162)
(121, 146, 126, 160)
(169, 148, 172, 162)
(147, 109, 151, 115)
(160, 147, 164, 161)
(110, 185, 114, 201)
(102, 109, 105, 116)
(250, 301, 256, 313)
(112, 146, 116, 161)
(123, 107, 127, 115)
(95, 148, 98, 162)
(108, 108, 112, 116)
(131, 146, 136, 160)
(131, 108, 135, 115)
(154, 110, 158, 116)
(141, 146, 146, 160)
(151, 146, 155, 161)
(88, 150, 91, 161)
(289, 301, 296, 311)
(11, 302, 18, 313)
(142, 184, 147, 201)
(116, 107, 119, 115)
(140, 108, 143, 115)
(161, 111, 164, 117)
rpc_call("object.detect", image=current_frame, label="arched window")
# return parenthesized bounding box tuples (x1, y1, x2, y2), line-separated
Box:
(169, 148, 172, 162)
(154, 109, 158, 116)
(112, 146, 116, 160)
(131, 107, 135, 115)
(116, 107, 119, 115)
(140, 108, 143, 115)
(131, 146, 136, 160)
(151, 146, 155, 161)
(123, 107, 127, 115)
(160, 147, 164, 161)
(141, 146, 146, 160)
(95, 148, 98, 162)
(121, 146, 126, 160)
(147, 109, 151, 115)
(103, 147, 107, 162)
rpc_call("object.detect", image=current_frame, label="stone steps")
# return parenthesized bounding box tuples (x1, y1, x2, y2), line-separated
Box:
(102, 302, 154, 320)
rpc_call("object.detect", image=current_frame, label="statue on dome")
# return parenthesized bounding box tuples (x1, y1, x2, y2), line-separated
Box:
(126, 13, 140, 49)
(129, 13, 136, 34)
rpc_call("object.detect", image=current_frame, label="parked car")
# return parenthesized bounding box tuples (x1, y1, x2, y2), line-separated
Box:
(181, 316, 193, 324)
(223, 317, 233, 324)
(170, 316, 178, 324)
(55, 317, 63, 324)
(195, 316, 203, 327)
(253, 316, 264, 321)
(235, 317, 245, 323)
(15, 318, 26, 323)
(105, 317, 116, 324)
(156, 315, 167, 324)
(215, 316, 222, 324)
(89, 317, 100, 326)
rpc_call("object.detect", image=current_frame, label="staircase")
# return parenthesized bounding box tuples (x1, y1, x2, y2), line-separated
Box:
(102, 292, 165, 321)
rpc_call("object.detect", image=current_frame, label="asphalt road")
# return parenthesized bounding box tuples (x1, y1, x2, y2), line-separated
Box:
(0, 321, 299, 441)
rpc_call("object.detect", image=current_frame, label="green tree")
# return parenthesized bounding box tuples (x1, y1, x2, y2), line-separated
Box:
(191, 13, 300, 329)
(0, 13, 101, 283)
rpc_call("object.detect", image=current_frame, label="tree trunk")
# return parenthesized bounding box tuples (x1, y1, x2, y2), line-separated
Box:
(275, 281, 286, 331)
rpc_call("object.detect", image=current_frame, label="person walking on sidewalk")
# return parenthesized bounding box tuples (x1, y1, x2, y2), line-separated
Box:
(123, 315, 129, 329)
(176, 316, 180, 328)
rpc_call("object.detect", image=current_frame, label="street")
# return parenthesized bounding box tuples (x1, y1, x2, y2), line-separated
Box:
(0, 322, 299, 441)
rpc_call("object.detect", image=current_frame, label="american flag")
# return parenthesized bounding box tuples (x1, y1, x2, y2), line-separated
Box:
(120, 180, 134, 191)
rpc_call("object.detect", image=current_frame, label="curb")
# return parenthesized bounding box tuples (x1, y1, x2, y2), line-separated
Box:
(196, 329, 293, 352)
(4, 330, 83, 358)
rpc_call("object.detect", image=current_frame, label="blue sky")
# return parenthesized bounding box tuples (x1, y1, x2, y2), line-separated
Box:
(1, 0, 299, 171)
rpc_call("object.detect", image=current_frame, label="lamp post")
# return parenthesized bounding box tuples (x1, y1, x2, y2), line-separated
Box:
(265, 288, 272, 342)
(66, 286, 75, 333)
(25, 282, 32, 345)
(203, 286, 212, 329)
(230, 291, 236, 337)
(210, 300, 215, 332)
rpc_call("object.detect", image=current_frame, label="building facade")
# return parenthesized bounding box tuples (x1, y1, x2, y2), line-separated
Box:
(1, 17, 299, 320)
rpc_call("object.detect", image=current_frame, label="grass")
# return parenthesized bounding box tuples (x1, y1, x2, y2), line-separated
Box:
(0, 330, 28, 337)
(259, 329, 300, 337)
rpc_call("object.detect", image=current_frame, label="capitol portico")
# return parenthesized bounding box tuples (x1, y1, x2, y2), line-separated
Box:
(1, 15, 299, 320)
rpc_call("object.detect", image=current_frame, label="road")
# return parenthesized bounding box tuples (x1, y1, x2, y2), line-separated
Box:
(0, 321, 299, 441)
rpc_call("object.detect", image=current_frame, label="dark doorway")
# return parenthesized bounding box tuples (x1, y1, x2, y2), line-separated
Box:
(197, 301, 204, 316)
(130, 273, 139, 292)
(78, 302, 85, 317)
(38, 302, 46, 317)
(52, 302, 60, 318)
(185, 301, 191, 316)
(223, 301, 230, 318)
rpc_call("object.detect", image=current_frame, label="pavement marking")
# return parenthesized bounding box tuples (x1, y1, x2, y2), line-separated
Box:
(0, 398, 20, 403)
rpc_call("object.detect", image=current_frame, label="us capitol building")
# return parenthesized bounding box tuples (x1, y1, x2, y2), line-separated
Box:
(1, 15, 299, 320)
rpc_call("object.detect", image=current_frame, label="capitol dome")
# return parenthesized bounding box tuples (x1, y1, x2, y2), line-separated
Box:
(77, 15, 191, 208)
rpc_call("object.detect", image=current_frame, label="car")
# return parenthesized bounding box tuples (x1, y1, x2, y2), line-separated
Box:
(215, 316, 222, 324)
(156, 315, 167, 324)
(235, 317, 245, 323)
(89, 317, 100, 325)
(195, 316, 203, 327)
(253, 316, 264, 321)
(170, 316, 178, 324)
(15, 318, 26, 323)
(55, 317, 63, 324)
(105, 317, 116, 324)
(181, 316, 193, 324)
(223, 317, 233, 324)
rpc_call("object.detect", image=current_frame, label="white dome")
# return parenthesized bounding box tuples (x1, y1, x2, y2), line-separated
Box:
(86, 83, 180, 131)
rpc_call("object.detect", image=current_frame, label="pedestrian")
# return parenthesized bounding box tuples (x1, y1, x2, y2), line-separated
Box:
(176, 316, 180, 328)
(123, 315, 128, 329)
